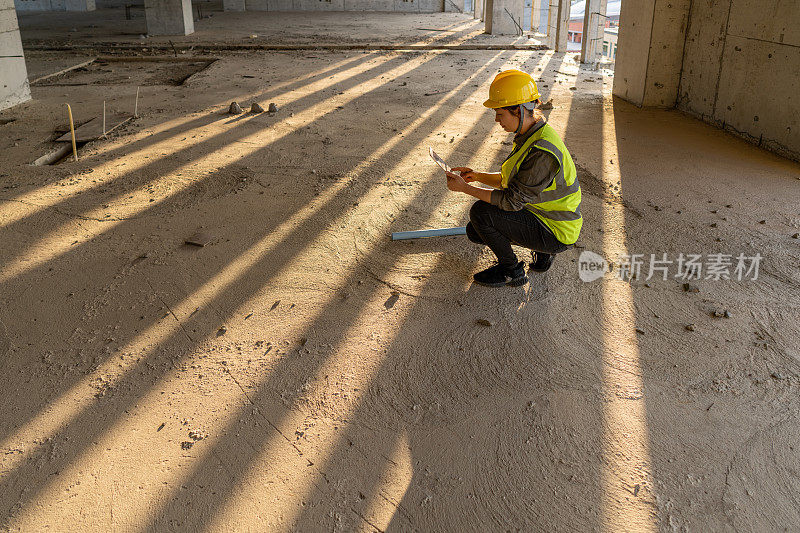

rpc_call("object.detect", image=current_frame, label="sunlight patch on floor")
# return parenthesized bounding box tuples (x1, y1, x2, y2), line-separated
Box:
(0, 53, 374, 230)
(0, 21, 482, 232)
(0, 31, 487, 286)
(599, 100, 657, 532)
(1, 48, 529, 530)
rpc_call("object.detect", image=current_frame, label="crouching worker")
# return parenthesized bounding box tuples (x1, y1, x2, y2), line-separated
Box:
(445, 69, 582, 287)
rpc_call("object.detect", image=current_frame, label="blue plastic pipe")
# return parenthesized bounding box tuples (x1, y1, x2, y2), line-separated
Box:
(391, 226, 467, 241)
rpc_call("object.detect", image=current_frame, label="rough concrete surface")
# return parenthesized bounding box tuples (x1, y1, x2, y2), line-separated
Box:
(612, 0, 692, 108)
(614, 0, 799, 162)
(15, 7, 530, 47)
(610, 0, 651, 106)
(678, 0, 800, 161)
(641, 0, 690, 107)
(486, 0, 523, 36)
(143, 0, 194, 37)
(13, 0, 96, 12)
(2, 9, 800, 532)
(0, 1, 31, 110)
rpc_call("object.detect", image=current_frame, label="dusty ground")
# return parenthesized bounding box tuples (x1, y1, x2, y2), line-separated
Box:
(1, 9, 800, 533)
(18, 7, 531, 47)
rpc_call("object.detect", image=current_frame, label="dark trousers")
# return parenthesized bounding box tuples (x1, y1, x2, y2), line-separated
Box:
(466, 200, 570, 266)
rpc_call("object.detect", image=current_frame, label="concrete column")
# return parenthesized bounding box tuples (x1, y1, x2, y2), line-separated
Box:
(612, 0, 691, 107)
(144, 0, 194, 36)
(1, 0, 30, 111)
(223, 0, 245, 11)
(474, 0, 484, 20)
(530, 0, 541, 33)
(486, 0, 522, 35)
(545, 0, 556, 47)
(553, 0, 569, 52)
(580, 0, 607, 64)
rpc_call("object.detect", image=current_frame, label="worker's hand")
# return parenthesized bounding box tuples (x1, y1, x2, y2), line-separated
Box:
(445, 171, 468, 192)
(450, 167, 477, 182)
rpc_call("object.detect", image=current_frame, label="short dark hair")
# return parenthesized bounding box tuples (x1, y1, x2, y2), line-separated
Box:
(501, 103, 538, 114)
(500, 104, 544, 122)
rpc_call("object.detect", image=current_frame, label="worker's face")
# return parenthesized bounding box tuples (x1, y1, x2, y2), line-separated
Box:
(494, 108, 520, 133)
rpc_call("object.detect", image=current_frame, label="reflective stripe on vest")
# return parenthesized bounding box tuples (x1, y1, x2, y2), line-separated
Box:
(528, 203, 582, 221)
(500, 122, 582, 244)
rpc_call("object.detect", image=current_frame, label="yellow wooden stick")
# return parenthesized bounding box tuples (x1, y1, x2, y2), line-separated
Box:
(66, 104, 78, 162)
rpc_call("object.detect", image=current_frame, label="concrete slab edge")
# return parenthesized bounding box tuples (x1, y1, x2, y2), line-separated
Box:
(24, 43, 550, 53)
(30, 57, 97, 85)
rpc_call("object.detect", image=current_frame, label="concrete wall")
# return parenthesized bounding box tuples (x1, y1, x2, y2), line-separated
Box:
(95, 0, 141, 7)
(612, 0, 690, 107)
(678, 0, 800, 160)
(1, 0, 30, 111)
(14, 0, 95, 11)
(444, 0, 464, 13)
(223, 0, 245, 11)
(614, 0, 799, 160)
(244, 0, 443, 11)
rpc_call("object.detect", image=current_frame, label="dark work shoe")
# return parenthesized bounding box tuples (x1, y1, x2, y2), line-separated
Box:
(530, 252, 555, 273)
(473, 261, 528, 287)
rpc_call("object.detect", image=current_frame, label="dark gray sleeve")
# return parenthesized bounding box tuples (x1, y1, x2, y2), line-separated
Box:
(490, 149, 560, 211)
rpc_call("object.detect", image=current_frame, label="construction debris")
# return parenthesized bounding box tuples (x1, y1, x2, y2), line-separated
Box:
(185, 231, 214, 246)
(188, 429, 207, 441)
(384, 291, 400, 309)
(54, 112, 132, 143)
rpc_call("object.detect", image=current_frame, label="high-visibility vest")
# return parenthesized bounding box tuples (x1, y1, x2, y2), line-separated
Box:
(500, 122, 582, 245)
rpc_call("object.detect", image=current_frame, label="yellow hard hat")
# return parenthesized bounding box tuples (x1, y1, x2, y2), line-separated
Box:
(483, 69, 540, 108)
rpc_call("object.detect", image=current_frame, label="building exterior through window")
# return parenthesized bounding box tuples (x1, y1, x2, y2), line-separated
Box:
(566, 0, 621, 57)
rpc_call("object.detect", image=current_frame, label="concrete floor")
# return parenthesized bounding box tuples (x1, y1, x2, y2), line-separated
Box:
(1, 9, 800, 532)
(18, 6, 532, 46)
